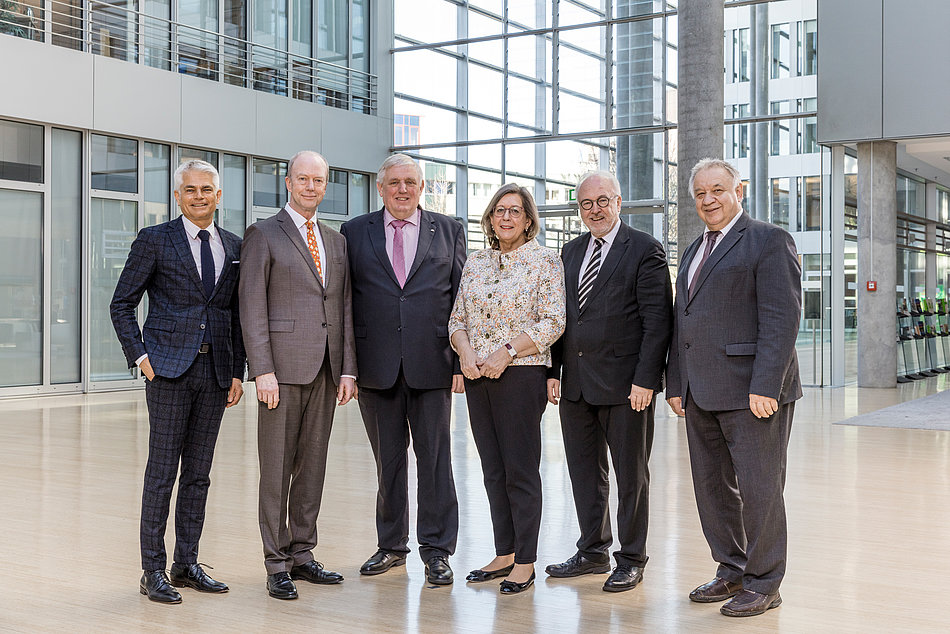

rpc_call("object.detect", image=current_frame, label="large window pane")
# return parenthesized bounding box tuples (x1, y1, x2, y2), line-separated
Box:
(223, 0, 248, 87)
(253, 159, 288, 208)
(50, 129, 82, 384)
(143, 0, 171, 70)
(771, 23, 790, 79)
(394, 48, 456, 107)
(179, 146, 219, 168)
(90, 198, 137, 382)
(0, 119, 43, 183)
(394, 0, 455, 44)
(349, 172, 371, 216)
(800, 19, 817, 76)
(421, 162, 456, 216)
(178, 0, 219, 79)
(321, 169, 347, 216)
(351, 0, 368, 72)
(221, 154, 247, 235)
(145, 143, 170, 227)
(51, 0, 82, 50)
(0, 190, 43, 387)
(90, 0, 136, 61)
(91, 135, 137, 193)
(253, 0, 288, 95)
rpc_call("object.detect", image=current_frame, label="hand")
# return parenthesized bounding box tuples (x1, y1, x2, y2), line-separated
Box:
(451, 374, 465, 394)
(749, 393, 778, 419)
(546, 379, 561, 405)
(478, 348, 513, 380)
(628, 384, 654, 412)
(337, 377, 357, 406)
(667, 396, 685, 417)
(255, 372, 279, 409)
(459, 351, 481, 381)
(226, 378, 244, 408)
(139, 357, 155, 381)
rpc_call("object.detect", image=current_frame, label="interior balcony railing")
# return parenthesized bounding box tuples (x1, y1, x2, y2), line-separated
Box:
(0, 0, 377, 115)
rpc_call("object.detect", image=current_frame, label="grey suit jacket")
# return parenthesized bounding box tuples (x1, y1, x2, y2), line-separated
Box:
(239, 208, 357, 385)
(666, 212, 802, 411)
(549, 222, 673, 405)
(340, 207, 466, 391)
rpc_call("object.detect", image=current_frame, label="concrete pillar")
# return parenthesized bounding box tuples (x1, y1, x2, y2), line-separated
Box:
(677, 0, 724, 253)
(857, 141, 897, 388)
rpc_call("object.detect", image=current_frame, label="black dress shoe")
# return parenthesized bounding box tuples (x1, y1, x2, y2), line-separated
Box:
(499, 572, 535, 595)
(544, 553, 611, 578)
(689, 576, 743, 603)
(466, 564, 514, 583)
(267, 572, 298, 600)
(360, 549, 407, 576)
(602, 565, 644, 592)
(169, 563, 228, 593)
(140, 570, 182, 604)
(424, 556, 454, 585)
(291, 560, 343, 585)
(720, 589, 782, 617)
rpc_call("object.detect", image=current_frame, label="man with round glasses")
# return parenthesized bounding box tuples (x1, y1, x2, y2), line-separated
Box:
(546, 170, 673, 594)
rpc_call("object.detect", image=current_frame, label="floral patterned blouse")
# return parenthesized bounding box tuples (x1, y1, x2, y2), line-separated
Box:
(449, 238, 566, 367)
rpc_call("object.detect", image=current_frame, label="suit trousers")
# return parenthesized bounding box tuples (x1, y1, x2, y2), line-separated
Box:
(684, 392, 794, 595)
(258, 353, 337, 575)
(559, 396, 654, 568)
(141, 351, 228, 570)
(464, 366, 546, 564)
(358, 370, 459, 561)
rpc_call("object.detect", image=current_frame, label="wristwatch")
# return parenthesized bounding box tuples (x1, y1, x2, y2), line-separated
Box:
(505, 342, 517, 358)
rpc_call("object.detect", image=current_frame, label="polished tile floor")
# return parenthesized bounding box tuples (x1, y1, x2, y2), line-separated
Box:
(2, 375, 949, 632)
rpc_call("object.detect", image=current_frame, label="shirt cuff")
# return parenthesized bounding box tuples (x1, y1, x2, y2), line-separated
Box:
(135, 354, 148, 367)
(341, 374, 357, 380)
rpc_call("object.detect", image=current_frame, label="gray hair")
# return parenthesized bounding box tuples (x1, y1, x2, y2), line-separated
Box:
(174, 159, 219, 190)
(688, 158, 742, 198)
(287, 150, 329, 178)
(576, 170, 622, 197)
(377, 153, 424, 185)
(480, 183, 541, 249)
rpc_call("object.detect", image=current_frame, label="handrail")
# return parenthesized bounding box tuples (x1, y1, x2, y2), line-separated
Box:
(0, 0, 377, 115)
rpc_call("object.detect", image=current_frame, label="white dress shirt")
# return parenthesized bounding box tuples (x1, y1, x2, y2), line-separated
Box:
(578, 217, 622, 276)
(686, 210, 744, 291)
(284, 203, 328, 285)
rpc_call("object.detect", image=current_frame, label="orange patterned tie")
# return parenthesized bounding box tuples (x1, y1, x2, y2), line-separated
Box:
(305, 221, 324, 284)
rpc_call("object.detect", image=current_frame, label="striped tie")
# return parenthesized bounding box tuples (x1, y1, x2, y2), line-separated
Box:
(578, 238, 604, 311)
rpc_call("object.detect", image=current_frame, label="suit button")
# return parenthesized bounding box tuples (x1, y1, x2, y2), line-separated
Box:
(199, 324, 206, 330)
(684, 309, 689, 316)
(684, 343, 690, 349)
(578, 351, 583, 357)
(577, 320, 583, 326)
(400, 296, 406, 302)
(397, 326, 402, 332)
(322, 322, 327, 328)
(323, 295, 328, 301)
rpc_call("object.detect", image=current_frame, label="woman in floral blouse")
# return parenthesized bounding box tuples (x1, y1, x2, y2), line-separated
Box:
(448, 183, 565, 594)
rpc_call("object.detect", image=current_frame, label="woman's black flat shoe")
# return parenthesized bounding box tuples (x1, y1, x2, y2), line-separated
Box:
(466, 564, 514, 582)
(499, 572, 535, 594)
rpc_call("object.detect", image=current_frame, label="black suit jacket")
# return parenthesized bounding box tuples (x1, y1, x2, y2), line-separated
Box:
(550, 221, 673, 405)
(666, 213, 803, 411)
(341, 208, 466, 390)
(110, 217, 246, 389)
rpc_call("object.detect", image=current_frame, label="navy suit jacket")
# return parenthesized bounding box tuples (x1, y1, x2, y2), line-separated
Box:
(549, 221, 673, 405)
(666, 213, 802, 411)
(110, 217, 246, 389)
(341, 208, 466, 390)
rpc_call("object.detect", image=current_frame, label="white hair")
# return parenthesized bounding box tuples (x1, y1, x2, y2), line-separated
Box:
(688, 158, 742, 198)
(576, 170, 621, 196)
(174, 159, 220, 190)
(377, 153, 424, 185)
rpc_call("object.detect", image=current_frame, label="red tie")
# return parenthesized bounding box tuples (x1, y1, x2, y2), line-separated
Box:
(305, 221, 324, 285)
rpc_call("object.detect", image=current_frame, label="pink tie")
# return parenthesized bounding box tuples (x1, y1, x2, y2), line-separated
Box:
(689, 230, 721, 299)
(391, 219, 409, 287)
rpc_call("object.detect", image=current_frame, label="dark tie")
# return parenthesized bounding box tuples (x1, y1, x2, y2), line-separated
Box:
(198, 229, 215, 298)
(688, 230, 721, 299)
(578, 237, 604, 311)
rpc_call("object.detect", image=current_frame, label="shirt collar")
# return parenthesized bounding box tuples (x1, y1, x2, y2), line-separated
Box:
(284, 203, 317, 230)
(181, 215, 218, 241)
(384, 207, 420, 227)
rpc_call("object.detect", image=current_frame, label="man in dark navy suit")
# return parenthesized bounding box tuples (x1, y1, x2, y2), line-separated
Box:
(341, 154, 465, 585)
(545, 171, 672, 593)
(111, 159, 245, 604)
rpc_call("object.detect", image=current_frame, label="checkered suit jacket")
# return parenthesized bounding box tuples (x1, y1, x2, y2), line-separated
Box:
(110, 216, 246, 389)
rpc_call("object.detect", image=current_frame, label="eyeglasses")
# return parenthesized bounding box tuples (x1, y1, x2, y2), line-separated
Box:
(578, 195, 617, 211)
(492, 206, 524, 218)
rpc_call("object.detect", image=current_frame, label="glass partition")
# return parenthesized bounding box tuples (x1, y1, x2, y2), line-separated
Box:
(50, 129, 82, 384)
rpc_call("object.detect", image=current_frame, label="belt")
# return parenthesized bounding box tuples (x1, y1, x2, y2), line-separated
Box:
(198, 342, 211, 354)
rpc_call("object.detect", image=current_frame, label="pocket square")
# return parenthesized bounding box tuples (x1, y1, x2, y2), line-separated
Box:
(231, 260, 240, 264)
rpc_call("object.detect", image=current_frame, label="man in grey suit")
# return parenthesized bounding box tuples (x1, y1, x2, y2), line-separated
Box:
(666, 158, 802, 617)
(545, 171, 672, 593)
(240, 150, 357, 600)
(340, 154, 466, 586)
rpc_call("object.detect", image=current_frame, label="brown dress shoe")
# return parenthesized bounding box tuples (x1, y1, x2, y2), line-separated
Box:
(689, 577, 743, 603)
(720, 589, 782, 617)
